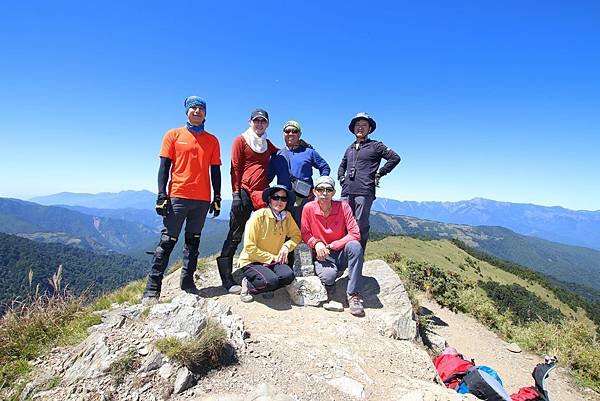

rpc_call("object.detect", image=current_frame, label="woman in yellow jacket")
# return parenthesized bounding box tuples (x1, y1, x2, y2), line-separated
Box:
(238, 185, 301, 302)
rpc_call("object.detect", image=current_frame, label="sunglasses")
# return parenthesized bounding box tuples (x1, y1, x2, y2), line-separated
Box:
(284, 128, 299, 134)
(315, 187, 334, 194)
(271, 195, 288, 201)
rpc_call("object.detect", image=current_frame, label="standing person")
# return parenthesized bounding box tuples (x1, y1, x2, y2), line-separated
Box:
(338, 112, 400, 252)
(269, 120, 330, 265)
(217, 109, 278, 294)
(238, 185, 301, 303)
(301, 176, 364, 316)
(142, 96, 222, 304)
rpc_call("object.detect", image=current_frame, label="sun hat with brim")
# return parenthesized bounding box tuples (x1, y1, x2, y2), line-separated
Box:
(348, 112, 376, 134)
(262, 185, 296, 210)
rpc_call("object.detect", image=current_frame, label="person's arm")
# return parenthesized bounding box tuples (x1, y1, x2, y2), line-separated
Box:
(312, 149, 331, 177)
(243, 213, 278, 263)
(337, 148, 348, 183)
(210, 165, 221, 197)
(377, 142, 401, 177)
(230, 137, 245, 193)
(157, 157, 172, 195)
(328, 202, 361, 251)
(283, 217, 301, 251)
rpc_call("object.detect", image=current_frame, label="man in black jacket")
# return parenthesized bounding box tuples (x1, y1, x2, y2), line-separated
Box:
(338, 112, 401, 252)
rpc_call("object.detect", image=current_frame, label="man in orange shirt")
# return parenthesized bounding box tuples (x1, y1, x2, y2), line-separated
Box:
(216, 108, 278, 293)
(142, 96, 222, 303)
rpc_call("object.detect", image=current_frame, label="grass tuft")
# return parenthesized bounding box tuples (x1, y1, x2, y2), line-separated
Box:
(110, 347, 140, 384)
(155, 319, 227, 373)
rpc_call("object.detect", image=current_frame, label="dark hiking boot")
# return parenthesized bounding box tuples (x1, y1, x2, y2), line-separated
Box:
(217, 256, 242, 294)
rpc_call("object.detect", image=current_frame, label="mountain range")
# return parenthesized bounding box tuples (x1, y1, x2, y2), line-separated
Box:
(372, 197, 600, 251)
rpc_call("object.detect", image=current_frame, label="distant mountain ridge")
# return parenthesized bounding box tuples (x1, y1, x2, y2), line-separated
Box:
(31, 190, 157, 210)
(0, 198, 157, 256)
(370, 210, 600, 291)
(372, 197, 600, 251)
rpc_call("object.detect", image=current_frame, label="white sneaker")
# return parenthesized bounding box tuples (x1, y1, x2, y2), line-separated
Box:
(240, 278, 253, 303)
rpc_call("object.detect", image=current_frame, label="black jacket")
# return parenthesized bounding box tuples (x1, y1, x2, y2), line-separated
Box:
(337, 138, 400, 197)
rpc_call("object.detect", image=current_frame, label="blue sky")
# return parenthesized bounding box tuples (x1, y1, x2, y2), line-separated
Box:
(1, 1, 599, 210)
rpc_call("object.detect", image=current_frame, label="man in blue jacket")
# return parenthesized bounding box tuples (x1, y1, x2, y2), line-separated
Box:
(338, 112, 400, 252)
(269, 120, 331, 266)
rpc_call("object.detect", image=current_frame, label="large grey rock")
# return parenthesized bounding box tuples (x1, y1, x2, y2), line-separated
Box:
(328, 376, 365, 399)
(145, 293, 207, 339)
(285, 276, 327, 306)
(362, 260, 419, 341)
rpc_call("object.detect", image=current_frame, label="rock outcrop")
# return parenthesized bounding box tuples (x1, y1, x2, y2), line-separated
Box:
(16, 260, 475, 401)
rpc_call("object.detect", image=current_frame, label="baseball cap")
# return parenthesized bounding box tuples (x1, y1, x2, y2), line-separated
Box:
(283, 120, 301, 132)
(314, 176, 335, 189)
(250, 108, 269, 122)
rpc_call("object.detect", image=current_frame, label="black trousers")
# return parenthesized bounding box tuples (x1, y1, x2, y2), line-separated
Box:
(242, 263, 295, 294)
(220, 189, 254, 257)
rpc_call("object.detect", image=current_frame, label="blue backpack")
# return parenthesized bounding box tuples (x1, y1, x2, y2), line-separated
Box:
(457, 365, 512, 401)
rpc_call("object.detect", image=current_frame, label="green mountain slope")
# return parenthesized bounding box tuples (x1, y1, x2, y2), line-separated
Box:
(369, 211, 600, 291)
(0, 198, 156, 256)
(0, 232, 147, 305)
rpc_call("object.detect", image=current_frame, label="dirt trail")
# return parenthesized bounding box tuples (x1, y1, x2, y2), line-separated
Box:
(160, 262, 452, 400)
(421, 298, 600, 401)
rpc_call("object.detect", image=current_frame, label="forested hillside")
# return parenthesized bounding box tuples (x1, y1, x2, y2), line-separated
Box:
(0, 232, 147, 305)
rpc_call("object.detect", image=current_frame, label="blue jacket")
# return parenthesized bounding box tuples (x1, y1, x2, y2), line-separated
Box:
(268, 146, 331, 190)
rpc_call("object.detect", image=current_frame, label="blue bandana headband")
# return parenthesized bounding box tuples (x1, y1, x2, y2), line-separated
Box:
(184, 96, 206, 133)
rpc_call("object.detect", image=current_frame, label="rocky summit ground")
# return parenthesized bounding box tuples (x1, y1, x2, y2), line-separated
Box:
(13, 258, 597, 401)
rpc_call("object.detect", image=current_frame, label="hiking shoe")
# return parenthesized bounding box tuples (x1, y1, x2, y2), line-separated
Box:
(141, 296, 159, 307)
(181, 285, 201, 296)
(240, 278, 253, 303)
(261, 291, 275, 299)
(347, 293, 365, 317)
(228, 284, 242, 294)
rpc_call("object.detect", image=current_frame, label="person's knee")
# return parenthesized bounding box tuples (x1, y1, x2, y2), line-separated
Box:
(317, 267, 337, 286)
(345, 240, 362, 255)
(184, 232, 200, 248)
(279, 266, 295, 286)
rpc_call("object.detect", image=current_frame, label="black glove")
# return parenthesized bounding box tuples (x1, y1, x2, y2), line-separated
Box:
(155, 194, 171, 216)
(209, 194, 221, 217)
(374, 173, 381, 188)
(339, 176, 346, 185)
(232, 192, 243, 214)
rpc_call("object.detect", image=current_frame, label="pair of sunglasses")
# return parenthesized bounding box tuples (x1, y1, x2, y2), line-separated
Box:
(315, 187, 334, 193)
(284, 128, 299, 134)
(271, 195, 288, 201)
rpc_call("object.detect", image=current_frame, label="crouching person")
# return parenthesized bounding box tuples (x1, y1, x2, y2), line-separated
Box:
(301, 176, 365, 317)
(238, 185, 301, 302)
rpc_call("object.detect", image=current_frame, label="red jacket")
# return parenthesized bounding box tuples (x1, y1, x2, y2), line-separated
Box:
(230, 135, 278, 208)
(301, 200, 360, 252)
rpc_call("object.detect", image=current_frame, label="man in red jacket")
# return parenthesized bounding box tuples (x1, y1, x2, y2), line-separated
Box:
(217, 108, 278, 293)
(301, 176, 365, 317)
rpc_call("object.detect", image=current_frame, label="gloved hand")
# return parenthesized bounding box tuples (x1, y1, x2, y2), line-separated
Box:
(155, 194, 171, 216)
(209, 194, 221, 217)
(338, 176, 346, 185)
(232, 192, 243, 215)
(374, 173, 381, 188)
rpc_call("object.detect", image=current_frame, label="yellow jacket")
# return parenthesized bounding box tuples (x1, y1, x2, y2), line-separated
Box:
(238, 207, 301, 268)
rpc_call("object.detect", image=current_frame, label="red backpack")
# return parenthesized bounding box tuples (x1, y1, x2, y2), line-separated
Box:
(510, 387, 544, 401)
(433, 353, 475, 390)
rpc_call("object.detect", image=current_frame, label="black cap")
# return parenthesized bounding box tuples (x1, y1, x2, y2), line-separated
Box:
(250, 108, 269, 122)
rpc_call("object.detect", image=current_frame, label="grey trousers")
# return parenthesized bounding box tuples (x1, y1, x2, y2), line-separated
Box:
(313, 240, 364, 295)
(343, 194, 374, 252)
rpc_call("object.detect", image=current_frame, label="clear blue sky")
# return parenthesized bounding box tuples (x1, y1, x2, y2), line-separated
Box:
(1, 1, 599, 211)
